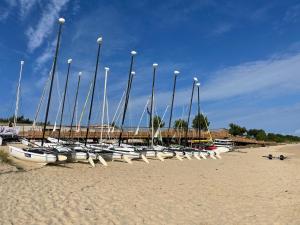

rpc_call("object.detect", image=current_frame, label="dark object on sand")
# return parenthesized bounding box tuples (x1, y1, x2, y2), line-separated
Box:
(279, 155, 286, 160)
(263, 154, 287, 160)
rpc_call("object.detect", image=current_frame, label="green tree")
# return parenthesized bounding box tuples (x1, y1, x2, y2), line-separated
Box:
(256, 130, 267, 141)
(247, 129, 260, 138)
(192, 113, 210, 131)
(174, 119, 188, 131)
(150, 116, 165, 131)
(247, 129, 267, 140)
(228, 123, 247, 136)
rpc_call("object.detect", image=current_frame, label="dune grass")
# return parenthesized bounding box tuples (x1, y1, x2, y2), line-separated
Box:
(0, 150, 11, 164)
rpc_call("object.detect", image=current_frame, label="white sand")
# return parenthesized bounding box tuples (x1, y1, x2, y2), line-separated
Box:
(0, 144, 300, 225)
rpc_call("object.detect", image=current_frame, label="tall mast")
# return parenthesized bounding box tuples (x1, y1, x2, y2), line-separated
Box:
(128, 71, 135, 98)
(167, 70, 180, 146)
(196, 82, 201, 147)
(185, 77, 198, 147)
(14, 60, 24, 127)
(150, 63, 158, 148)
(100, 67, 110, 143)
(85, 37, 103, 146)
(69, 72, 81, 138)
(41, 18, 65, 146)
(118, 51, 137, 146)
(57, 59, 72, 143)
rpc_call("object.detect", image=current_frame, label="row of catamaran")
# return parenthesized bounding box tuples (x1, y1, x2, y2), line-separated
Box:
(7, 18, 231, 167)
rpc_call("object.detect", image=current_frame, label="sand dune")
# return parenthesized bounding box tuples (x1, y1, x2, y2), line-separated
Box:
(0, 144, 300, 225)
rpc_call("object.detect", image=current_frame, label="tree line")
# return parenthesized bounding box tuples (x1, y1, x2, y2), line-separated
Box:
(228, 123, 300, 143)
(0, 115, 48, 126)
(153, 116, 300, 143)
(0, 115, 33, 124)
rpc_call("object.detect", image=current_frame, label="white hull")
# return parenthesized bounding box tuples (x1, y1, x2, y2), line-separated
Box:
(9, 146, 58, 163)
(215, 146, 230, 153)
(100, 150, 142, 160)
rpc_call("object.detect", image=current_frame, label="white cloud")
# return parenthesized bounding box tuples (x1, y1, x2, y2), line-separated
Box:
(25, 0, 70, 52)
(19, 0, 39, 19)
(34, 40, 56, 71)
(201, 52, 300, 101)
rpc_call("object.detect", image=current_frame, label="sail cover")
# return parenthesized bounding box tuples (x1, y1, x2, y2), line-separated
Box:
(0, 126, 19, 137)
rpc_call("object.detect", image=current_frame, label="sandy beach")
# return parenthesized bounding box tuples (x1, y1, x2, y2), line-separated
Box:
(1, 144, 300, 225)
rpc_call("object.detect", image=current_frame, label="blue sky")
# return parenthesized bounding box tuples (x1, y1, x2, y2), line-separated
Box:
(1, 0, 300, 135)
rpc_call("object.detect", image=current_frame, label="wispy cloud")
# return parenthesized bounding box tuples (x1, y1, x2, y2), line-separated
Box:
(19, 0, 39, 19)
(211, 23, 233, 36)
(201, 52, 300, 101)
(71, 0, 80, 16)
(283, 3, 300, 24)
(0, 10, 10, 21)
(0, 0, 17, 21)
(248, 4, 274, 22)
(34, 40, 56, 71)
(25, 0, 70, 52)
(6, 0, 17, 6)
(272, 3, 300, 33)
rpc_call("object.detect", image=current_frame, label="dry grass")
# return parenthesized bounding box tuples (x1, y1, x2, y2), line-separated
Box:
(0, 150, 11, 164)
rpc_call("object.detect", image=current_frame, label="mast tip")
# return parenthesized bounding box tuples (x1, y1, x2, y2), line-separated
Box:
(58, 18, 65, 24)
(97, 37, 103, 44)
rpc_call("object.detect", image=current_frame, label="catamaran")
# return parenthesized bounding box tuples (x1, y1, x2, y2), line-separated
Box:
(9, 18, 68, 164)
